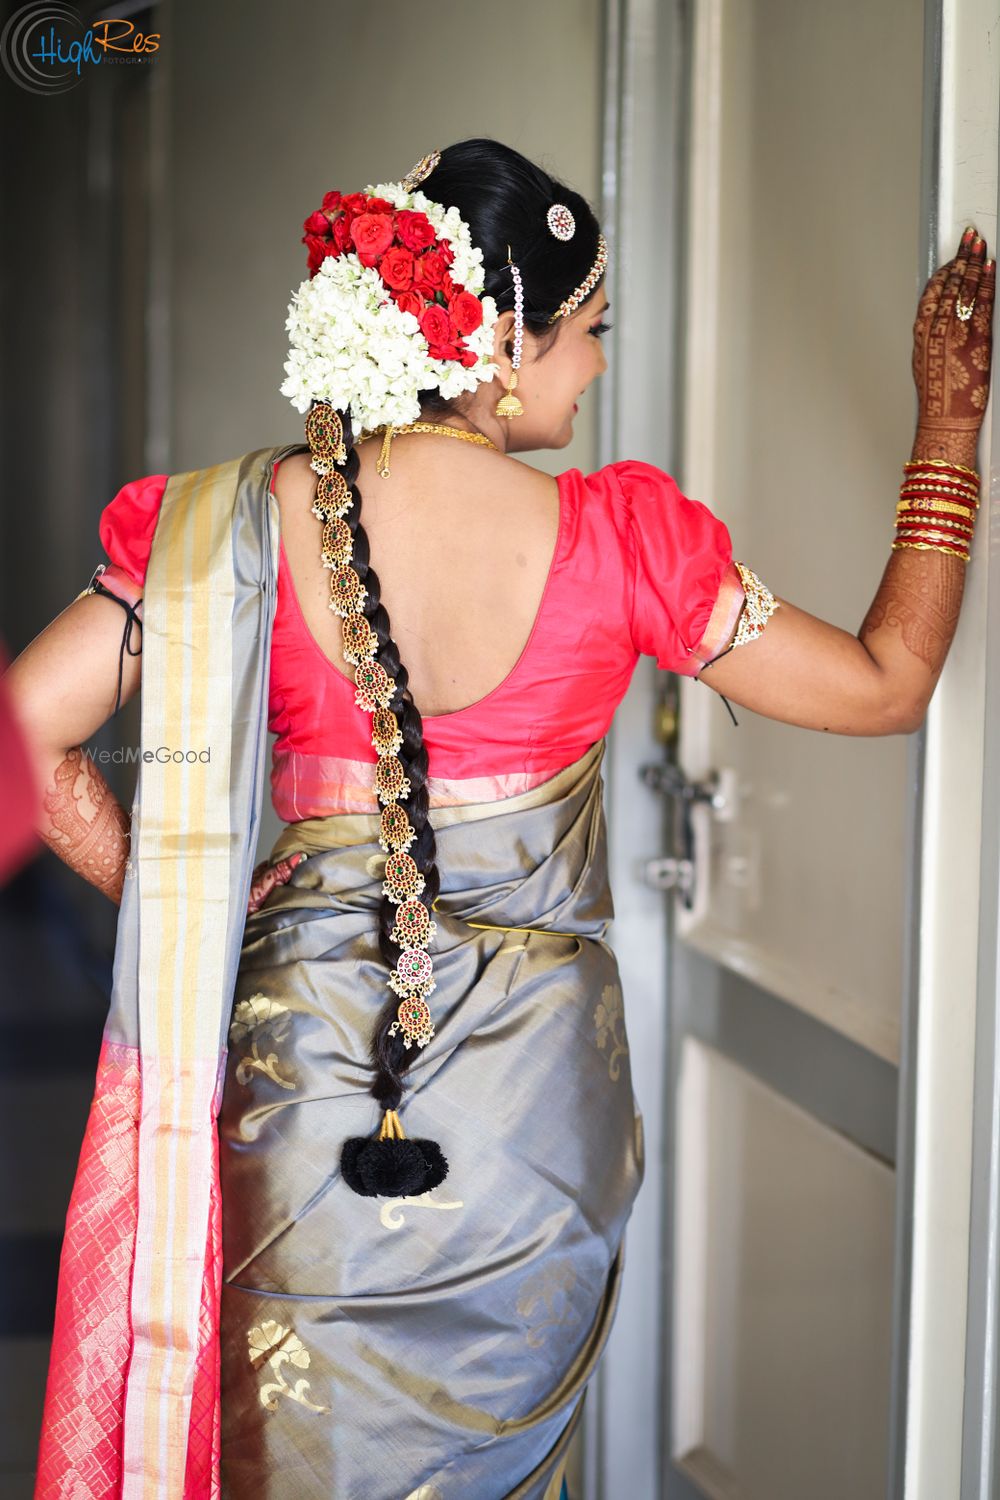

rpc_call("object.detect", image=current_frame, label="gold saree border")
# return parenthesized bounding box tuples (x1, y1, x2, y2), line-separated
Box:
(120, 459, 242, 1497)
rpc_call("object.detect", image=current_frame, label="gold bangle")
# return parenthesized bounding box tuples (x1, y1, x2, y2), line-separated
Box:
(893, 533, 972, 556)
(896, 497, 978, 518)
(904, 457, 979, 479)
(899, 484, 979, 505)
(893, 541, 971, 562)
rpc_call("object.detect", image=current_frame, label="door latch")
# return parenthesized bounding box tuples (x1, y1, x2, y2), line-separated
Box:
(641, 855, 694, 897)
(638, 762, 727, 909)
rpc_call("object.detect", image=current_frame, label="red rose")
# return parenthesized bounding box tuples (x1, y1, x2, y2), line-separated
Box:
(419, 304, 456, 347)
(303, 210, 331, 236)
(413, 250, 448, 296)
(303, 233, 336, 276)
(350, 213, 394, 266)
(458, 347, 479, 368)
(396, 210, 436, 253)
(438, 240, 455, 268)
(366, 196, 394, 215)
(393, 289, 424, 318)
(448, 290, 483, 336)
(341, 192, 369, 217)
(440, 271, 456, 299)
(332, 215, 353, 252)
(321, 190, 342, 214)
(379, 246, 415, 290)
(428, 343, 461, 362)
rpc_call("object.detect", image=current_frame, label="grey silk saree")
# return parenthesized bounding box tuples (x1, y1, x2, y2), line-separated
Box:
(219, 735, 644, 1498)
(37, 443, 644, 1500)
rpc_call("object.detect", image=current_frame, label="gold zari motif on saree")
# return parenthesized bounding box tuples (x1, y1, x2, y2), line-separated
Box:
(594, 983, 628, 1082)
(247, 1321, 330, 1414)
(229, 994, 296, 1091)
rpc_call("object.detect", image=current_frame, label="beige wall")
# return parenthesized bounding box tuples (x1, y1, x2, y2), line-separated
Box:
(167, 0, 605, 479)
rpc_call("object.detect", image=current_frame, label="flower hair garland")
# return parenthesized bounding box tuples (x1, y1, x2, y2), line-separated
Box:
(280, 181, 501, 431)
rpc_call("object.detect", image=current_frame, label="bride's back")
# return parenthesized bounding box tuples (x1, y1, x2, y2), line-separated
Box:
(274, 441, 562, 719)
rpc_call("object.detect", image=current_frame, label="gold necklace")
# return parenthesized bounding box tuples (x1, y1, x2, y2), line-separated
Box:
(357, 421, 500, 479)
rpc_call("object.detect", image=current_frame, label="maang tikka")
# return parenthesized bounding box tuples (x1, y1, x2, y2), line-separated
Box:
(497, 202, 581, 420)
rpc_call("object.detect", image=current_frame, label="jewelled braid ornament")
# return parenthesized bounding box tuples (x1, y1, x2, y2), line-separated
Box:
(307, 400, 448, 1199)
(311, 403, 440, 1042)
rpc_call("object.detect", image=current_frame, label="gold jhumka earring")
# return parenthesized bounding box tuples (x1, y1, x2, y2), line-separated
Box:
(495, 246, 524, 419)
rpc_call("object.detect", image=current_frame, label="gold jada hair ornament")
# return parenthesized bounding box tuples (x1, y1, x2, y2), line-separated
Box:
(290, 151, 614, 1200)
(309, 390, 449, 1199)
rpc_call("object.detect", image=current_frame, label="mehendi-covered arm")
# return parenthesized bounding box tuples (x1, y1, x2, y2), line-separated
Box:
(6, 564, 302, 912)
(694, 230, 994, 735)
(3, 575, 145, 904)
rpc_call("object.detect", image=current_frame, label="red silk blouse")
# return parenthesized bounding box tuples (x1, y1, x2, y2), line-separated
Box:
(96, 457, 742, 818)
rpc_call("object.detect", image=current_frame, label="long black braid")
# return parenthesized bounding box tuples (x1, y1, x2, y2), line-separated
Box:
(317, 138, 605, 1196)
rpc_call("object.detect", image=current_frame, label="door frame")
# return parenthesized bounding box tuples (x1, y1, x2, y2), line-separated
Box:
(584, 0, 692, 1494)
(595, 1, 1000, 1497)
(907, 3, 999, 1497)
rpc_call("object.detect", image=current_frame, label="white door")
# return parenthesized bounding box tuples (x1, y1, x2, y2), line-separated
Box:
(590, 1, 1000, 1497)
(668, 2, 998, 1498)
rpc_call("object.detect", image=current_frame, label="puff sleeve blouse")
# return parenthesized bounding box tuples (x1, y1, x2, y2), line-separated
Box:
(97, 457, 739, 817)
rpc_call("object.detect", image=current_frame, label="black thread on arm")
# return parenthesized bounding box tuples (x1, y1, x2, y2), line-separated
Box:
(88, 579, 143, 717)
(692, 599, 745, 728)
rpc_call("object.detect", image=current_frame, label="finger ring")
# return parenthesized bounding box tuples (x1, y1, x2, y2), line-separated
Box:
(957, 298, 976, 321)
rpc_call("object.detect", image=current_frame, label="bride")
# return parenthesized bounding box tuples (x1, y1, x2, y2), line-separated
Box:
(6, 139, 993, 1499)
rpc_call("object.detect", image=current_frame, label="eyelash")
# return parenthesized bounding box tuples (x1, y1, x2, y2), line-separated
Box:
(589, 320, 614, 338)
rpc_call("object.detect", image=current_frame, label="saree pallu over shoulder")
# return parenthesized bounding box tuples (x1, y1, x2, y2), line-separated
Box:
(36, 445, 299, 1499)
(218, 736, 644, 1499)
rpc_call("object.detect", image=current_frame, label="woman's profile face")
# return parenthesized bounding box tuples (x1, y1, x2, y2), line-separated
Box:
(499, 284, 612, 452)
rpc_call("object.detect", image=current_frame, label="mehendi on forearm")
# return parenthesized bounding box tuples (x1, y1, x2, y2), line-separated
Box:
(860, 549, 965, 675)
(39, 747, 131, 904)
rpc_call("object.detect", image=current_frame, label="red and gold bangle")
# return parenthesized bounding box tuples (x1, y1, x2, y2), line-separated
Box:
(895, 519, 974, 540)
(896, 524, 973, 546)
(307, 401, 438, 1052)
(903, 458, 979, 484)
(896, 510, 975, 533)
(894, 457, 980, 562)
(902, 473, 979, 500)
